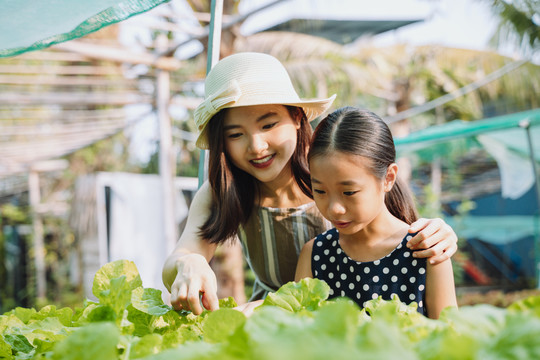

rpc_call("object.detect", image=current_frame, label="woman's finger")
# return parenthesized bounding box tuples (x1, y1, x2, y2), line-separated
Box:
(408, 224, 444, 250)
(170, 283, 188, 311)
(428, 243, 457, 265)
(408, 218, 432, 234)
(187, 280, 204, 315)
(408, 218, 439, 248)
(201, 284, 219, 312)
(412, 239, 447, 260)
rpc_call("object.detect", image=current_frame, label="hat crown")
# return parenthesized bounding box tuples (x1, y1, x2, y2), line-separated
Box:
(204, 52, 299, 100)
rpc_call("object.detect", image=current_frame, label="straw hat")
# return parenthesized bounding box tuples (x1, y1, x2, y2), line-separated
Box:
(194, 52, 336, 149)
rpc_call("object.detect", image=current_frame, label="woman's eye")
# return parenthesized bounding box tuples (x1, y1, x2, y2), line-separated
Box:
(227, 132, 242, 139)
(313, 189, 326, 195)
(263, 122, 278, 130)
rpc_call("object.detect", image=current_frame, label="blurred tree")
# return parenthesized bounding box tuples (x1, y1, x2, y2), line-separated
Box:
(478, 0, 540, 58)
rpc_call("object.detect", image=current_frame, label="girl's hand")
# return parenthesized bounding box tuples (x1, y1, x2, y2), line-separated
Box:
(234, 300, 264, 317)
(169, 253, 219, 315)
(407, 218, 458, 265)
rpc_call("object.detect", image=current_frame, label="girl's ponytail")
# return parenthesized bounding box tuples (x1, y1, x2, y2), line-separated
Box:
(385, 178, 418, 225)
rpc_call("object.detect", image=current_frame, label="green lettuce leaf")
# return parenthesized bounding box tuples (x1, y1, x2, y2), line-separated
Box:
(508, 295, 540, 318)
(92, 260, 143, 318)
(131, 288, 172, 317)
(478, 312, 540, 359)
(51, 322, 119, 360)
(262, 278, 330, 312)
(202, 308, 246, 343)
(218, 297, 238, 309)
(0, 335, 12, 358)
(4, 333, 34, 357)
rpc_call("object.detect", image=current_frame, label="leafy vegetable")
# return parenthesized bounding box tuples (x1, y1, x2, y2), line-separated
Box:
(1, 259, 540, 359)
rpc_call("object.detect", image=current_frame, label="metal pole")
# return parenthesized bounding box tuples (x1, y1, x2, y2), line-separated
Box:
(156, 34, 177, 254)
(520, 120, 540, 288)
(198, 0, 224, 188)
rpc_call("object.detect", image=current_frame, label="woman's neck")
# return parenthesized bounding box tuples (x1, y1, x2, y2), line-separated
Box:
(257, 173, 312, 208)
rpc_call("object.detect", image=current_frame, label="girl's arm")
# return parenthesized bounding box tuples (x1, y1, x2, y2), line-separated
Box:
(425, 258, 458, 319)
(407, 218, 459, 265)
(162, 181, 219, 315)
(294, 239, 315, 281)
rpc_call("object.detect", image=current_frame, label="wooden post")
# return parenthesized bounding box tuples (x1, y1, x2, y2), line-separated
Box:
(28, 170, 46, 301)
(156, 34, 177, 255)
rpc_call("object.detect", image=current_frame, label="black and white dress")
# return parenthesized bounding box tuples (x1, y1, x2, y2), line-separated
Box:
(311, 228, 427, 315)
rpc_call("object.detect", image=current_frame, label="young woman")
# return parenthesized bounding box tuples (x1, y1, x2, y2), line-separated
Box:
(295, 107, 457, 319)
(162, 52, 459, 315)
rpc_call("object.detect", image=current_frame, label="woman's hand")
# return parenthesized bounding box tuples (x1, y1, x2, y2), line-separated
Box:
(234, 300, 264, 317)
(162, 182, 218, 315)
(407, 218, 458, 265)
(169, 253, 219, 315)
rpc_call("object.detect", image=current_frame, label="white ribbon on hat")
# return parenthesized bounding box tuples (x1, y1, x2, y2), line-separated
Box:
(194, 80, 242, 130)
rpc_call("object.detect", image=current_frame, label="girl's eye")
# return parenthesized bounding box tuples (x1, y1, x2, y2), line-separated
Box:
(343, 191, 358, 196)
(262, 122, 278, 130)
(227, 132, 242, 139)
(313, 189, 326, 195)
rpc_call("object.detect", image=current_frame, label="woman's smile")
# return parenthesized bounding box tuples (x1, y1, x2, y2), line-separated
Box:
(250, 154, 275, 168)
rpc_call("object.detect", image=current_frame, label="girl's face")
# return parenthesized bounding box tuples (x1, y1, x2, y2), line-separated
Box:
(223, 104, 300, 185)
(310, 151, 394, 236)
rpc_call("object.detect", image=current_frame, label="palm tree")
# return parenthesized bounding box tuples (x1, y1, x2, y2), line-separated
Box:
(237, 32, 540, 124)
(477, 0, 540, 59)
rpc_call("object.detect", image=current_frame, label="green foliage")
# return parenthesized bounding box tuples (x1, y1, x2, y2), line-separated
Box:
(2, 259, 540, 359)
(480, 0, 540, 54)
(0, 204, 28, 223)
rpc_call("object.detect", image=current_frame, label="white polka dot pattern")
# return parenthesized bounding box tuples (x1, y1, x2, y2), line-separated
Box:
(311, 228, 427, 315)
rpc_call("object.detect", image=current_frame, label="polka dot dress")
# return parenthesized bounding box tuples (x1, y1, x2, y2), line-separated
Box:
(311, 228, 427, 315)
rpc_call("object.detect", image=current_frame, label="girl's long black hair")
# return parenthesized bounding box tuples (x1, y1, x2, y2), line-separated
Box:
(308, 106, 418, 224)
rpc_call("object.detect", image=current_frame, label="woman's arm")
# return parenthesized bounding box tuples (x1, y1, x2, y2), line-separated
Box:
(162, 181, 219, 315)
(425, 258, 457, 319)
(294, 239, 315, 281)
(407, 218, 459, 265)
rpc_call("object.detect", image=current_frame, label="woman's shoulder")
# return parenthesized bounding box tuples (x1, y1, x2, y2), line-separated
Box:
(194, 180, 212, 204)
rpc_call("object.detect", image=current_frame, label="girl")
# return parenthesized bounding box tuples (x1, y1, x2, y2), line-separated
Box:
(162, 52, 459, 315)
(295, 107, 457, 319)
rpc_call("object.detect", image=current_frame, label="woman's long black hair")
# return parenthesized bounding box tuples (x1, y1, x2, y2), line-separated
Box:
(199, 106, 313, 245)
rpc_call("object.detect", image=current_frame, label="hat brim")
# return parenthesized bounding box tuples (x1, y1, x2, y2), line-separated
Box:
(195, 94, 336, 149)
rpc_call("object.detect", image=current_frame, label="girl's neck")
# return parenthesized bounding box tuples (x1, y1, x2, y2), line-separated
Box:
(257, 170, 312, 208)
(339, 209, 409, 262)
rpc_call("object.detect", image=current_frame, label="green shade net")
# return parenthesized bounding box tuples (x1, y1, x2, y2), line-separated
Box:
(0, 0, 171, 58)
(394, 108, 540, 160)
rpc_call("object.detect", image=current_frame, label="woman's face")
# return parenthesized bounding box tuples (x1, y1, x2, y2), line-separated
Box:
(223, 104, 300, 185)
(310, 151, 390, 236)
